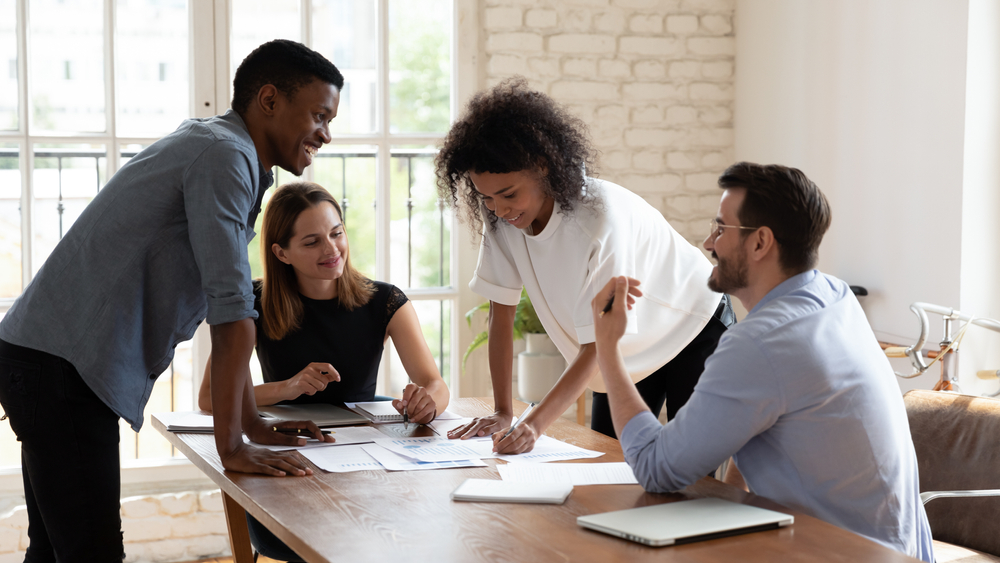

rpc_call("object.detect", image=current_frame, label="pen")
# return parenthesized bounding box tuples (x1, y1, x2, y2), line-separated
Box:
(497, 402, 536, 443)
(403, 410, 409, 430)
(599, 295, 614, 317)
(272, 427, 331, 436)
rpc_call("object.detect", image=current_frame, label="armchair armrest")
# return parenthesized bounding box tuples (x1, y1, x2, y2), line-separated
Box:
(921, 489, 1000, 505)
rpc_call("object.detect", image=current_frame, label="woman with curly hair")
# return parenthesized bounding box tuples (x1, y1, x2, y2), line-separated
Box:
(438, 77, 733, 453)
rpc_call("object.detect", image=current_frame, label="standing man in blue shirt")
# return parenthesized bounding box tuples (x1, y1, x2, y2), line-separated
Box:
(591, 162, 934, 562)
(0, 40, 341, 562)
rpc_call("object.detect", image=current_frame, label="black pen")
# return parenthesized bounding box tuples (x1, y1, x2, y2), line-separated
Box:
(272, 427, 331, 436)
(599, 295, 614, 317)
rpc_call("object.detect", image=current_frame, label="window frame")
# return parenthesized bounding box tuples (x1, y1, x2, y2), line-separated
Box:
(0, 0, 477, 486)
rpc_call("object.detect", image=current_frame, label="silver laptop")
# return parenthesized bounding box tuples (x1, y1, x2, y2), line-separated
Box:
(577, 497, 793, 547)
(259, 404, 369, 427)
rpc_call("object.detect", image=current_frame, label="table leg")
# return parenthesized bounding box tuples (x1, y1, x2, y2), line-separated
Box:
(222, 491, 255, 563)
(576, 392, 586, 426)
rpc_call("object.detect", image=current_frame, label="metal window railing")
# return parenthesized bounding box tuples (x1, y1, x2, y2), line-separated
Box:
(0, 147, 454, 463)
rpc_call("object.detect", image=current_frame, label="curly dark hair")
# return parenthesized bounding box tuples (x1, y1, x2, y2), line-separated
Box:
(435, 77, 597, 234)
(232, 40, 344, 116)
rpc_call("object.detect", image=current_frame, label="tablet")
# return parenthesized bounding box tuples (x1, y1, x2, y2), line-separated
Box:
(259, 404, 369, 427)
(577, 497, 793, 547)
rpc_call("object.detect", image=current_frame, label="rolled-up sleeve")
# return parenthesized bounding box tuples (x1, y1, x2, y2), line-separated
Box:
(620, 332, 783, 492)
(469, 222, 523, 306)
(182, 140, 259, 325)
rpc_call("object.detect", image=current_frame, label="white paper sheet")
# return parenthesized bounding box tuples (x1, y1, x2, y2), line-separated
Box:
(495, 436, 604, 463)
(374, 434, 603, 464)
(299, 445, 383, 473)
(360, 444, 487, 471)
(157, 411, 214, 433)
(497, 462, 638, 485)
(373, 436, 496, 462)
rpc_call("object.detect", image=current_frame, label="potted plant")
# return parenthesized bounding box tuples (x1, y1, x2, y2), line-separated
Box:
(464, 289, 565, 403)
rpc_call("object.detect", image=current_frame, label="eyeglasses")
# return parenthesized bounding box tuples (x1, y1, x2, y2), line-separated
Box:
(708, 219, 758, 240)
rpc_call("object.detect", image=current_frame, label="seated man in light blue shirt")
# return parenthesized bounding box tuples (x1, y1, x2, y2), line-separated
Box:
(590, 162, 934, 562)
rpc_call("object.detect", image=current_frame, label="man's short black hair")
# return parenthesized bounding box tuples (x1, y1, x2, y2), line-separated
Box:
(718, 162, 831, 274)
(232, 39, 344, 115)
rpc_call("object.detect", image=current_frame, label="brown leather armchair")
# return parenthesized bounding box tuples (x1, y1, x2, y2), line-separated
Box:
(904, 389, 1000, 563)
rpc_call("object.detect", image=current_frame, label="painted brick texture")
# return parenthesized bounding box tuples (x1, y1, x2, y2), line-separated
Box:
(481, 0, 736, 244)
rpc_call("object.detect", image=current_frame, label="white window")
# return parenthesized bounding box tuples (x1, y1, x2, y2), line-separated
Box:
(0, 0, 461, 474)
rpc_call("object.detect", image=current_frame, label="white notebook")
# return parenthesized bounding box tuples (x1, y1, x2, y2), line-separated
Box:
(451, 478, 573, 504)
(353, 401, 404, 423)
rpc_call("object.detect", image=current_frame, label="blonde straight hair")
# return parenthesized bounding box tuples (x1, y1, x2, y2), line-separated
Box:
(260, 182, 375, 341)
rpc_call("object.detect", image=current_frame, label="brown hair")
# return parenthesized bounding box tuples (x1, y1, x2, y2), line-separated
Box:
(260, 181, 374, 340)
(717, 162, 832, 274)
(435, 76, 597, 236)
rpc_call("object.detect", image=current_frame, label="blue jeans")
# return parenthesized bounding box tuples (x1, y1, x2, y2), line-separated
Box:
(0, 339, 124, 563)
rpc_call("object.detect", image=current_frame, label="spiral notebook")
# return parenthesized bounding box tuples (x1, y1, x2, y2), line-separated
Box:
(352, 401, 404, 423)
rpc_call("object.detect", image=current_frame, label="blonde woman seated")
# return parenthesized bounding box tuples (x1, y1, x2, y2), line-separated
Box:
(199, 181, 449, 423)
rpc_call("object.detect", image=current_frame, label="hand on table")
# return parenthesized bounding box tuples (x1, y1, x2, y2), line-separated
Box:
(222, 417, 333, 476)
(392, 383, 437, 424)
(447, 411, 513, 440)
(281, 362, 340, 402)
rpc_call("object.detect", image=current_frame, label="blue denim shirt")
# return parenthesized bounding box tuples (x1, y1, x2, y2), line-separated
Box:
(0, 110, 273, 430)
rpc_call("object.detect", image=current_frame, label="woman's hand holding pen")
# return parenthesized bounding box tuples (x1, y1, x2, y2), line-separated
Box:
(280, 362, 340, 402)
(393, 383, 437, 424)
(448, 411, 513, 440)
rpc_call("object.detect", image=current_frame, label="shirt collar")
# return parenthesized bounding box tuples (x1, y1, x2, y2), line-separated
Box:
(749, 269, 819, 315)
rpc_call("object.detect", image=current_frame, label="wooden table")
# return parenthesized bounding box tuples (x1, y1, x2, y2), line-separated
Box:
(153, 398, 921, 563)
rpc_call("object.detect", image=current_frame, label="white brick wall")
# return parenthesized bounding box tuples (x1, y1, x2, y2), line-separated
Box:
(480, 0, 736, 245)
(0, 490, 230, 563)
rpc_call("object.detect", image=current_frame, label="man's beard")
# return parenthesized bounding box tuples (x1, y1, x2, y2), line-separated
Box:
(708, 251, 748, 294)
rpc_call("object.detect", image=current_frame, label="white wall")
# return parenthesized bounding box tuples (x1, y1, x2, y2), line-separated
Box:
(959, 0, 1000, 396)
(734, 0, 1000, 394)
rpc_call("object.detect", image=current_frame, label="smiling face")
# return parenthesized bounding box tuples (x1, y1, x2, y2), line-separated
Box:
(264, 78, 340, 176)
(272, 201, 348, 293)
(469, 169, 555, 233)
(704, 188, 750, 294)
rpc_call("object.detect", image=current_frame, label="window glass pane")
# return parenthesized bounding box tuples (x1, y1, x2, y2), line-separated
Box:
(0, 0, 17, 130)
(388, 0, 451, 134)
(311, 145, 377, 279)
(230, 0, 301, 88)
(0, 143, 19, 298)
(115, 0, 190, 137)
(312, 0, 376, 134)
(389, 146, 450, 289)
(31, 144, 107, 275)
(29, 0, 106, 133)
(386, 299, 451, 393)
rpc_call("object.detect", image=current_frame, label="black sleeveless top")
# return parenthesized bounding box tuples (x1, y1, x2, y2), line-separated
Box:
(252, 280, 409, 404)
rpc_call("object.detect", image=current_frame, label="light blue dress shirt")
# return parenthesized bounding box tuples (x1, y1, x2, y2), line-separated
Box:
(0, 110, 272, 430)
(620, 270, 934, 562)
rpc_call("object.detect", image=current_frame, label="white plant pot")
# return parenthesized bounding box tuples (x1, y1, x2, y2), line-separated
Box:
(517, 333, 566, 403)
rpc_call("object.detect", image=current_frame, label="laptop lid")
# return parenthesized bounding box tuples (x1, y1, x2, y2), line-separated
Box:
(577, 497, 794, 547)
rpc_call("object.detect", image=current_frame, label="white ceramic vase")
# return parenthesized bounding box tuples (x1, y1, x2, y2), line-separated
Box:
(517, 333, 566, 403)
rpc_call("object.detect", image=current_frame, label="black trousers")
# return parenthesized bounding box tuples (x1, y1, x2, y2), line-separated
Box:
(591, 295, 735, 438)
(0, 339, 124, 563)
